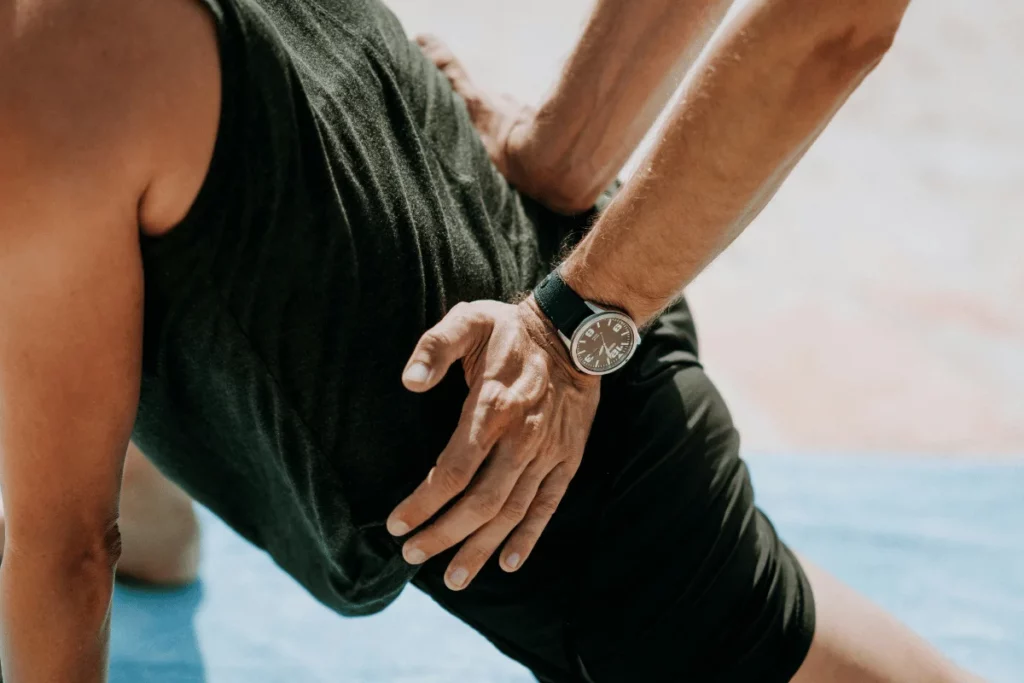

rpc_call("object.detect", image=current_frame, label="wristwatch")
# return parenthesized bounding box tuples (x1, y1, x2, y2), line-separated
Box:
(532, 270, 640, 376)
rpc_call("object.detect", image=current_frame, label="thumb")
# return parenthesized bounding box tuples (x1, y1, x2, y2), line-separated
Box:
(403, 302, 492, 392)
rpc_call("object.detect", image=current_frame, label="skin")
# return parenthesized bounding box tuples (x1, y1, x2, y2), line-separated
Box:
(0, 0, 219, 678)
(0, 445, 201, 587)
(389, 0, 910, 588)
(392, 1, 981, 681)
(0, 0, 984, 681)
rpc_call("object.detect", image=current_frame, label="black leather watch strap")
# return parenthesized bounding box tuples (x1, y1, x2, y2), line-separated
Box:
(533, 270, 592, 340)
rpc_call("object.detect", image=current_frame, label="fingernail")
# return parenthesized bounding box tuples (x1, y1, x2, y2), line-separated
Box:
(405, 547, 427, 565)
(387, 519, 410, 536)
(504, 553, 521, 570)
(404, 363, 430, 384)
(448, 567, 468, 588)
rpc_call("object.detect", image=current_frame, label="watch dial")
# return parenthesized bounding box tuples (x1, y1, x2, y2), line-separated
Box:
(573, 315, 635, 374)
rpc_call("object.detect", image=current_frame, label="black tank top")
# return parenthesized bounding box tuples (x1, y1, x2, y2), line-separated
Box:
(132, 0, 559, 615)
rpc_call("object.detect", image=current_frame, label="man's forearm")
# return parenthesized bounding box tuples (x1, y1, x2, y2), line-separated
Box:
(516, 0, 735, 211)
(1, 545, 118, 682)
(560, 0, 910, 325)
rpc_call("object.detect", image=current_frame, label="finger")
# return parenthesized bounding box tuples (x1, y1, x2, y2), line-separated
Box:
(414, 34, 496, 130)
(402, 302, 490, 392)
(414, 34, 474, 93)
(387, 380, 510, 537)
(414, 34, 455, 68)
(399, 434, 532, 566)
(440, 459, 549, 590)
(499, 461, 576, 572)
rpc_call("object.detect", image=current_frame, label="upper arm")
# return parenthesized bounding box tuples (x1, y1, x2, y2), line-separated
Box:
(0, 0, 214, 554)
(0, 141, 144, 556)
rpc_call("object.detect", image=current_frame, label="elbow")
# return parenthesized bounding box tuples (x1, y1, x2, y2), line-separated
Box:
(829, 0, 910, 60)
(850, 2, 909, 62)
(777, 0, 909, 97)
(780, 0, 910, 72)
(74, 520, 123, 575)
(6, 516, 122, 576)
(58, 522, 123, 579)
(100, 520, 124, 570)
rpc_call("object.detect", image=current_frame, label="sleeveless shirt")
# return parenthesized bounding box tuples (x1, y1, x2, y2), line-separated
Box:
(132, 0, 559, 615)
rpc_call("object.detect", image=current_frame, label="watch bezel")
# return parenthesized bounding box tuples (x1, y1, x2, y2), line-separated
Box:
(568, 310, 640, 376)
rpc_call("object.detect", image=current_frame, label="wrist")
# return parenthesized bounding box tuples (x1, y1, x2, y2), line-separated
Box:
(517, 296, 599, 387)
(559, 260, 659, 327)
(508, 118, 602, 215)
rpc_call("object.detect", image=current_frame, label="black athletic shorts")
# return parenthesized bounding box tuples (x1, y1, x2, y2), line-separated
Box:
(412, 198, 816, 682)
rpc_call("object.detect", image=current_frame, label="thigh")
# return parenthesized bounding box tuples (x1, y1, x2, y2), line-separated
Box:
(569, 303, 814, 683)
(414, 298, 815, 682)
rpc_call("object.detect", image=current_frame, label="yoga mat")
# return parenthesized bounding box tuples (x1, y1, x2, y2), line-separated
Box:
(109, 454, 1024, 682)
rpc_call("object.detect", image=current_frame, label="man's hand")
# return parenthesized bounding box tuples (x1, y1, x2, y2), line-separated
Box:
(416, 35, 578, 212)
(387, 298, 600, 590)
(417, 0, 739, 215)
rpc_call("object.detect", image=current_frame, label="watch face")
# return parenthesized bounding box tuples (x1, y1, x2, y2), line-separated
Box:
(570, 312, 638, 375)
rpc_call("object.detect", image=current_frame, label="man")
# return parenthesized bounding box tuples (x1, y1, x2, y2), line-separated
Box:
(0, 0, 981, 680)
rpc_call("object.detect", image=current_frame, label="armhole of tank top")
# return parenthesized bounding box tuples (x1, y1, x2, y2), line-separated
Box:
(139, 0, 241, 255)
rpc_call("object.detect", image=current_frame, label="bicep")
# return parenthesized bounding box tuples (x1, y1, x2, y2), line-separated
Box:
(0, 204, 143, 552)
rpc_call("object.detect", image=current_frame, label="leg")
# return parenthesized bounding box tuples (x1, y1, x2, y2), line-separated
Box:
(570, 303, 978, 682)
(792, 557, 983, 683)
(0, 442, 200, 587)
(413, 298, 978, 682)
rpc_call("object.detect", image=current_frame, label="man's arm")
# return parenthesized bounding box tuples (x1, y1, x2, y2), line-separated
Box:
(390, 0, 911, 586)
(0, 17, 143, 675)
(0, 185, 142, 683)
(422, 0, 737, 213)
(0, 1, 219, 679)
(560, 0, 911, 324)
(512, 0, 736, 212)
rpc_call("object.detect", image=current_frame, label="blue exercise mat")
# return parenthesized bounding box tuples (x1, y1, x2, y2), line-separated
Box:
(110, 454, 1024, 682)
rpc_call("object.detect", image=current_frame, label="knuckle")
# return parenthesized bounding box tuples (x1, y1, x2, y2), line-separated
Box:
(449, 301, 471, 318)
(463, 93, 487, 115)
(468, 489, 504, 519)
(456, 301, 490, 327)
(427, 529, 456, 553)
(507, 443, 533, 468)
(520, 413, 544, 441)
(465, 432, 489, 456)
(435, 463, 471, 494)
(500, 496, 530, 524)
(419, 329, 450, 355)
(458, 545, 492, 570)
(507, 531, 537, 557)
(532, 493, 562, 519)
(478, 381, 511, 416)
(521, 372, 547, 405)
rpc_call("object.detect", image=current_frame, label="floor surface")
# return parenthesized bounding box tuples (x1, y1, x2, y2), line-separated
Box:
(110, 454, 1024, 682)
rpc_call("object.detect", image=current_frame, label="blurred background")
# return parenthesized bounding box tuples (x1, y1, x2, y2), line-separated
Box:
(390, 0, 1024, 457)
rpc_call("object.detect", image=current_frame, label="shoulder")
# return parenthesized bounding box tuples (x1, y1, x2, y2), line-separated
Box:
(0, 0, 221, 235)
